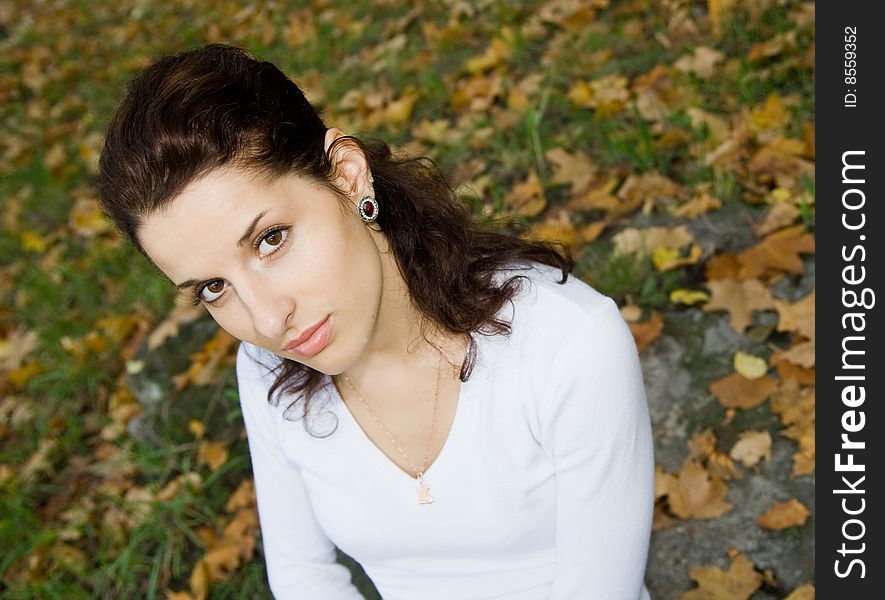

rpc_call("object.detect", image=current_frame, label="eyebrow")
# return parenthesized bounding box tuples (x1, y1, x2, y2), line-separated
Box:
(237, 210, 269, 248)
(174, 210, 269, 290)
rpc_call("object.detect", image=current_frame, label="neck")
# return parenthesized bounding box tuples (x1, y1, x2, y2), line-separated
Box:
(342, 241, 465, 384)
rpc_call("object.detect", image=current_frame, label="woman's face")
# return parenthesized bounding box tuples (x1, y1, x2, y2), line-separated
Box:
(138, 165, 386, 375)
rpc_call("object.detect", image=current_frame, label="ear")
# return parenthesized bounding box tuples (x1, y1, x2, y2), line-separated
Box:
(324, 127, 371, 198)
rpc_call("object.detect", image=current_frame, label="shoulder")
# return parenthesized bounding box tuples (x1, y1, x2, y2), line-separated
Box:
(501, 261, 624, 340)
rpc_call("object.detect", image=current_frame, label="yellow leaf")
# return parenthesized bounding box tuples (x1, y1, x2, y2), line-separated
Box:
(189, 559, 211, 600)
(199, 440, 229, 472)
(20, 230, 48, 253)
(734, 351, 768, 379)
(750, 93, 791, 133)
(8, 360, 44, 389)
(652, 244, 702, 271)
(757, 498, 811, 530)
(670, 289, 710, 305)
(465, 34, 513, 74)
(189, 420, 206, 440)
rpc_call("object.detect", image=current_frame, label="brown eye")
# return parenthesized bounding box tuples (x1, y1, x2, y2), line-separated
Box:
(256, 227, 289, 256)
(200, 279, 226, 302)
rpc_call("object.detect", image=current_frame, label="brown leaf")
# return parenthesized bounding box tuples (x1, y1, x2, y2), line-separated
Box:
(757, 498, 811, 530)
(148, 297, 204, 350)
(784, 584, 815, 600)
(613, 225, 694, 257)
(665, 459, 733, 520)
(737, 225, 815, 280)
(617, 170, 686, 215)
(198, 441, 229, 472)
(225, 479, 257, 512)
(628, 310, 664, 353)
(680, 548, 763, 600)
(709, 372, 778, 409)
(672, 191, 722, 218)
(774, 291, 814, 340)
(674, 46, 724, 78)
(545, 147, 597, 193)
(772, 338, 815, 369)
(502, 170, 546, 217)
(702, 278, 775, 332)
(705, 253, 741, 280)
(173, 329, 238, 391)
(729, 430, 772, 467)
(189, 558, 211, 600)
(754, 202, 801, 237)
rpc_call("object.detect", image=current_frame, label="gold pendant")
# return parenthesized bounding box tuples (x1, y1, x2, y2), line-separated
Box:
(417, 476, 434, 505)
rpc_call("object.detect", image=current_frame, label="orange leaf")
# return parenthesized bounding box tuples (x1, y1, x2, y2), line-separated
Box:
(709, 372, 778, 409)
(757, 498, 811, 530)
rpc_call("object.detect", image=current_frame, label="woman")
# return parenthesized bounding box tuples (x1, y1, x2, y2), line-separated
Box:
(98, 44, 654, 599)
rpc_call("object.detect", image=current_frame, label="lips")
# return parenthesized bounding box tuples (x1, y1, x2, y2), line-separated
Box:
(283, 315, 332, 358)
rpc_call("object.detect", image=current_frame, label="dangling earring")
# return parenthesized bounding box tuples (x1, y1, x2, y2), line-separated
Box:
(358, 195, 379, 223)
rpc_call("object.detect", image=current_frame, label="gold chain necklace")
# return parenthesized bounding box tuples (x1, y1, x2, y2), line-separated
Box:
(338, 355, 442, 505)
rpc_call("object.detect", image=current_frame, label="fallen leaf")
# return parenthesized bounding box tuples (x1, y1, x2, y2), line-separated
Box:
(545, 147, 597, 192)
(628, 311, 664, 353)
(737, 225, 815, 280)
(757, 498, 811, 530)
(729, 430, 772, 467)
(672, 191, 722, 218)
(189, 420, 206, 440)
(617, 171, 686, 215)
(613, 225, 694, 257)
(702, 278, 775, 332)
(670, 289, 710, 305)
(665, 459, 733, 520)
(502, 170, 546, 217)
(705, 253, 742, 280)
(750, 93, 791, 133)
(754, 202, 801, 236)
(709, 372, 778, 409)
(674, 46, 724, 78)
(774, 291, 814, 340)
(189, 558, 211, 600)
(199, 441, 229, 472)
(784, 584, 815, 600)
(734, 351, 768, 379)
(680, 547, 763, 600)
(652, 243, 702, 271)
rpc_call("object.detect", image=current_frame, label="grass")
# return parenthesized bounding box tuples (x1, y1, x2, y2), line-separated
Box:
(0, 0, 814, 598)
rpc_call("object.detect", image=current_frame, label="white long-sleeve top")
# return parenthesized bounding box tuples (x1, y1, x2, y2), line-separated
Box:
(236, 263, 654, 599)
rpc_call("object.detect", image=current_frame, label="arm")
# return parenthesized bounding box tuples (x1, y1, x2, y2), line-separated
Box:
(539, 299, 654, 599)
(236, 342, 364, 600)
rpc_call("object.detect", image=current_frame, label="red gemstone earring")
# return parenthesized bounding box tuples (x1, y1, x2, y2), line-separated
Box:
(358, 195, 379, 223)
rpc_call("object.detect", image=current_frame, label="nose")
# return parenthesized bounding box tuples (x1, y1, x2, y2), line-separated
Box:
(237, 274, 295, 341)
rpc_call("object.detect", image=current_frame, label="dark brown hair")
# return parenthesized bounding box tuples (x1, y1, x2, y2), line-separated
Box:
(98, 44, 573, 428)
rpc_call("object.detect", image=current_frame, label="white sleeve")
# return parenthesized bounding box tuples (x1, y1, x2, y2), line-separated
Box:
(538, 299, 654, 600)
(236, 342, 364, 600)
